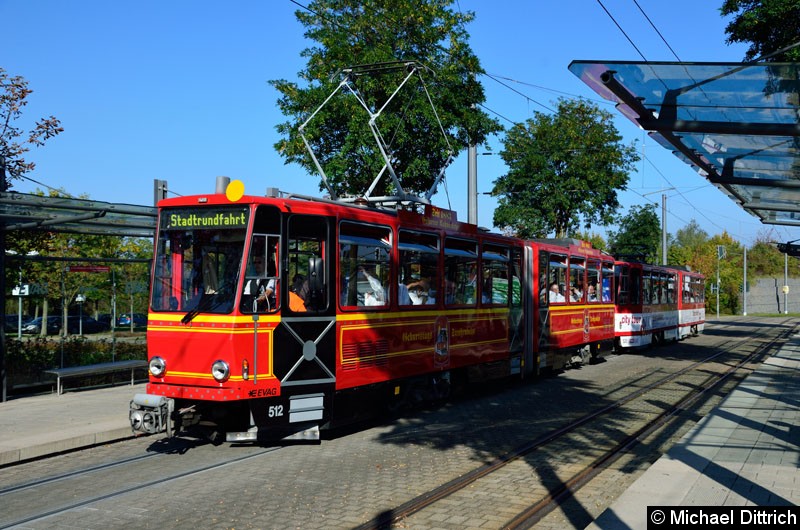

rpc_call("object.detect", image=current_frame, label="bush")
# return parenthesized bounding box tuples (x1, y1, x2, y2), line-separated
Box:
(6, 336, 147, 388)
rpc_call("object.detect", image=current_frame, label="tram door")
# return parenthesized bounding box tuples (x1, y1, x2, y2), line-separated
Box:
(273, 214, 336, 427)
(536, 249, 553, 372)
(520, 244, 537, 377)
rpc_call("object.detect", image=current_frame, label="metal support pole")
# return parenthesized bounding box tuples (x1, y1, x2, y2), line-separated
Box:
(742, 247, 747, 316)
(17, 269, 23, 339)
(785, 252, 789, 314)
(111, 269, 116, 362)
(661, 193, 667, 265)
(467, 144, 477, 225)
(716, 251, 720, 319)
(1, 155, 6, 402)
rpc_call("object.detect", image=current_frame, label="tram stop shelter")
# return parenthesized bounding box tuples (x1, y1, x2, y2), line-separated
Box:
(569, 60, 800, 249)
(0, 191, 158, 401)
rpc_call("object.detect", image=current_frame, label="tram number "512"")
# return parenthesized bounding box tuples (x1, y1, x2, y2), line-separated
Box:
(268, 405, 284, 418)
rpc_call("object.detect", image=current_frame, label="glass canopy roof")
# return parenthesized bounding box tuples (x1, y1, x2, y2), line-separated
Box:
(0, 192, 156, 237)
(568, 60, 800, 227)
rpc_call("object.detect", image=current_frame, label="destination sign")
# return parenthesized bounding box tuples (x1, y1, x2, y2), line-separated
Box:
(161, 207, 249, 230)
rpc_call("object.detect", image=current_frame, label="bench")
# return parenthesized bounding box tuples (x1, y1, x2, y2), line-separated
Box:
(44, 360, 148, 395)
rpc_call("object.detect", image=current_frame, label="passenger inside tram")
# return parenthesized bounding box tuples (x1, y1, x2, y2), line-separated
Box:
(406, 276, 435, 305)
(549, 282, 565, 303)
(289, 274, 307, 312)
(359, 266, 386, 306)
(587, 284, 598, 302)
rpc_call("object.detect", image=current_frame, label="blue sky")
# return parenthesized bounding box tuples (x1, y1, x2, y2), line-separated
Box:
(3, 0, 790, 246)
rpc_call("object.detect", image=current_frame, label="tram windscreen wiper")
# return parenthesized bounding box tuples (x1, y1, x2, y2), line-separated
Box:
(181, 292, 218, 324)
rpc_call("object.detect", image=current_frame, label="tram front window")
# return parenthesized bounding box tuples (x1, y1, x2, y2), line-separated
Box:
(151, 206, 248, 314)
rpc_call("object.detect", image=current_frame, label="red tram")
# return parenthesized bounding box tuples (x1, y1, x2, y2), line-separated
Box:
(531, 239, 616, 366)
(129, 188, 617, 441)
(613, 262, 705, 348)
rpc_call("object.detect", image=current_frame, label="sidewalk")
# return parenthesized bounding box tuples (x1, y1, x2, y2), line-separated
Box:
(0, 382, 146, 466)
(587, 332, 800, 528)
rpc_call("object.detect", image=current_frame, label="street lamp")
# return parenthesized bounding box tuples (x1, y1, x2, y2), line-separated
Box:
(75, 293, 86, 336)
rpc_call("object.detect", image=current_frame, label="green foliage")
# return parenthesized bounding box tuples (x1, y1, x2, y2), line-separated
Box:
(748, 239, 787, 276)
(5, 336, 147, 387)
(271, 0, 501, 198)
(721, 0, 800, 61)
(674, 219, 709, 249)
(710, 233, 744, 314)
(669, 219, 709, 268)
(492, 98, 638, 238)
(608, 204, 661, 263)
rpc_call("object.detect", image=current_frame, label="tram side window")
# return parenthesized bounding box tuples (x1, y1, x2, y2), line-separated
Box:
(601, 261, 613, 302)
(569, 257, 586, 302)
(666, 273, 676, 304)
(548, 254, 568, 304)
(398, 230, 439, 307)
(692, 278, 705, 303)
(683, 275, 692, 303)
(339, 222, 392, 308)
(587, 260, 600, 302)
(538, 251, 549, 304)
(287, 214, 328, 313)
(444, 238, 478, 305)
(481, 243, 510, 306)
(655, 273, 666, 304)
(240, 233, 280, 314)
(287, 237, 323, 313)
(643, 271, 653, 306)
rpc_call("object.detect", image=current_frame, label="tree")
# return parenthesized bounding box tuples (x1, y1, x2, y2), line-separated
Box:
(721, 0, 800, 61)
(746, 229, 797, 277)
(491, 98, 639, 238)
(0, 68, 63, 188)
(748, 239, 786, 276)
(709, 232, 744, 314)
(270, 0, 501, 199)
(608, 204, 661, 263)
(669, 219, 709, 267)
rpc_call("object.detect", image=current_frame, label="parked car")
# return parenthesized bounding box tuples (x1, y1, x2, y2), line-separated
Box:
(22, 316, 62, 335)
(67, 316, 107, 334)
(118, 313, 147, 328)
(96, 313, 113, 329)
(5, 314, 33, 333)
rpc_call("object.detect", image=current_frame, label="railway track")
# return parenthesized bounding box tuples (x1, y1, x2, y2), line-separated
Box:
(355, 318, 796, 529)
(0, 441, 280, 529)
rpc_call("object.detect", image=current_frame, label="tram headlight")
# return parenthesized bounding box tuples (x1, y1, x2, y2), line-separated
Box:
(149, 356, 167, 377)
(211, 360, 230, 382)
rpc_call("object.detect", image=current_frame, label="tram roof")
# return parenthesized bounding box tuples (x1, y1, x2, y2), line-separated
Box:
(568, 60, 800, 228)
